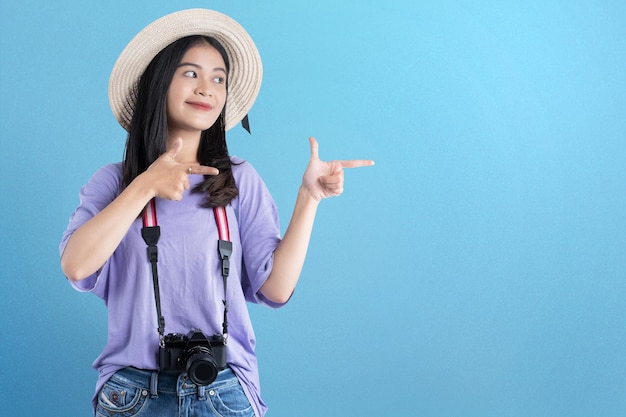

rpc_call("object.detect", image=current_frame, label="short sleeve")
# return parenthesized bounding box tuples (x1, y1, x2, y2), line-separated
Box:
(231, 158, 286, 308)
(59, 163, 123, 296)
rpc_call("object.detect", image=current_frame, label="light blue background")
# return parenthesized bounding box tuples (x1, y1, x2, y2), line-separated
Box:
(1, 1, 625, 416)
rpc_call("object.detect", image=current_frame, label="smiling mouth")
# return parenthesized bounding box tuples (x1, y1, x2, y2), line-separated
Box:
(187, 102, 213, 111)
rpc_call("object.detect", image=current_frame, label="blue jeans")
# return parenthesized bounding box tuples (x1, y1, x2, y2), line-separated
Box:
(95, 367, 255, 417)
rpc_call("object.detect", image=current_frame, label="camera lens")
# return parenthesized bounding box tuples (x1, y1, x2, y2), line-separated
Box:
(185, 346, 219, 386)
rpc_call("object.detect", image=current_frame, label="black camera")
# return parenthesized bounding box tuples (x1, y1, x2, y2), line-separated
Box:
(159, 330, 226, 386)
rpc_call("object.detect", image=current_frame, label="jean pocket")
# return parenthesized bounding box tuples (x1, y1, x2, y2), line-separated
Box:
(208, 381, 254, 416)
(96, 376, 149, 417)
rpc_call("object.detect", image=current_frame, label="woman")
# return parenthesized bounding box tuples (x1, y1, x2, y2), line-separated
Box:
(60, 9, 373, 417)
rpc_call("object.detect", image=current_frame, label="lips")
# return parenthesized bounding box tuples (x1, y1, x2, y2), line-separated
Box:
(187, 101, 213, 111)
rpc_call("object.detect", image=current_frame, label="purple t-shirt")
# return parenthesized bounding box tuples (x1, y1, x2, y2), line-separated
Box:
(60, 157, 285, 417)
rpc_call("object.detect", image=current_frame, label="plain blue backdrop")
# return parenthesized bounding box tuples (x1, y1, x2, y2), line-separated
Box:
(1, 1, 625, 416)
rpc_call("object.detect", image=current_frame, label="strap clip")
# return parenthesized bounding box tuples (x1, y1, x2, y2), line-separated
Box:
(218, 240, 232, 277)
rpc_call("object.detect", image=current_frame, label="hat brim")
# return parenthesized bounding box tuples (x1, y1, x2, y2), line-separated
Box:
(108, 9, 262, 132)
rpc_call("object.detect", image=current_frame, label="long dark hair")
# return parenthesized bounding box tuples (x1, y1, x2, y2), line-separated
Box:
(123, 35, 238, 207)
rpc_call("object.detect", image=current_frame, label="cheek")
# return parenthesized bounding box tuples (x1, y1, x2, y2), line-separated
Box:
(164, 96, 175, 119)
(165, 87, 184, 115)
(217, 92, 227, 112)
(164, 89, 174, 111)
(166, 80, 184, 104)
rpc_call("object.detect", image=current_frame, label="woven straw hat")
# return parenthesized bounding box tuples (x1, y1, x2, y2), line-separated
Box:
(108, 9, 262, 132)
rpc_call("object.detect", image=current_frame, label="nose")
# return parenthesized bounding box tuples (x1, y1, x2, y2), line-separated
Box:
(194, 81, 213, 96)
(195, 86, 213, 96)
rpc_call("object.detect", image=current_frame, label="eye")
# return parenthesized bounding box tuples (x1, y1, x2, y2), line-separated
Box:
(213, 76, 226, 84)
(182, 70, 197, 78)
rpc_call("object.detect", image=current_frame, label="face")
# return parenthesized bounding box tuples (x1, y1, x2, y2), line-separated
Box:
(166, 42, 227, 137)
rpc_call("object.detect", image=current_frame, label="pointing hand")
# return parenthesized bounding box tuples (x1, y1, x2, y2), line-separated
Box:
(146, 138, 219, 201)
(302, 137, 374, 201)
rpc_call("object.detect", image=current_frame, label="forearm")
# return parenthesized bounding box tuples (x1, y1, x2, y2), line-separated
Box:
(61, 174, 155, 281)
(260, 186, 319, 303)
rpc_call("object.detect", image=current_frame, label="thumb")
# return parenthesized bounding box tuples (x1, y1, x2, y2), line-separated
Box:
(309, 137, 319, 161)
(166, 137, 184, 159)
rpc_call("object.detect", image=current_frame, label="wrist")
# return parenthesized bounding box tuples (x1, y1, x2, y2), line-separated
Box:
(298, 185, 321, 207)
(128, 171, 158, 201)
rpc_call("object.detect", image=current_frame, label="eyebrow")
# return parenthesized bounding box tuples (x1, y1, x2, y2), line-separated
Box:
(178, 62, 227, 73)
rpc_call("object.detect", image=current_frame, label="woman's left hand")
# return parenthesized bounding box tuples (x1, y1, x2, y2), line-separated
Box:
(261, 137, 374, 303)
(302, 137, 374, 201)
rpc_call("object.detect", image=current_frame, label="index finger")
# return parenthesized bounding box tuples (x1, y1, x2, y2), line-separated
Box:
(189, 165, 220, 176)
(337, 159, 375, 169)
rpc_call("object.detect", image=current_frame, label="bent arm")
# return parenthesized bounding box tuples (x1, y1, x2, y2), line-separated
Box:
(259, 137, 374, 303)
(61, 174, 155, 281)
(61, 139, 219, 281)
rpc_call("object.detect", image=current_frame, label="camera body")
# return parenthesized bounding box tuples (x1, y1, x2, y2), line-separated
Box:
(159, 330, 226, 386)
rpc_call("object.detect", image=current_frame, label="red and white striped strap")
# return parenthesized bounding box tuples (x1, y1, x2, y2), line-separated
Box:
(143, 199, 158, 228)
(143, 199, 230, 240)
(213, 206, 230, 241)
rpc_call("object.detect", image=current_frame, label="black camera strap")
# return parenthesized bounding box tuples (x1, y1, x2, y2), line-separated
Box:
(141, 202, 165, 337)
(141, 198, 232, 341)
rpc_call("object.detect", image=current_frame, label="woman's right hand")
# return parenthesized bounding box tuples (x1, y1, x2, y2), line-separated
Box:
(143, 138, 220, 201)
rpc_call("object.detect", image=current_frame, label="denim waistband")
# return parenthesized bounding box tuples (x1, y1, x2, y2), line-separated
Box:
(111, 366, 238, 398)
